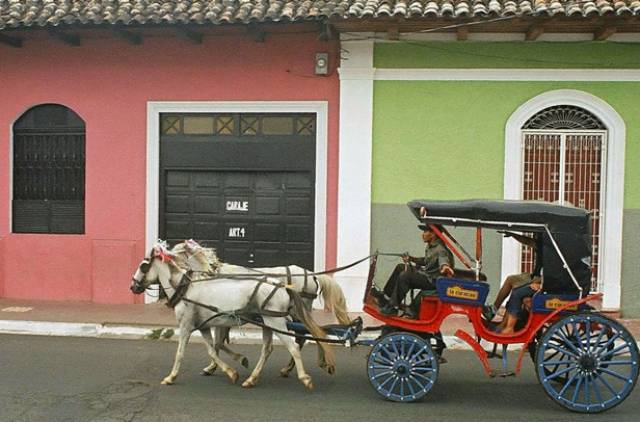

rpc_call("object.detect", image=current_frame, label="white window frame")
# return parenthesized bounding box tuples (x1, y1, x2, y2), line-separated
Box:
(146, 101, 329, 304)
(504, 90, 625, 310)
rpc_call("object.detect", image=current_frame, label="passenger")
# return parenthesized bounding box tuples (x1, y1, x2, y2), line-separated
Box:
(371, 224, 454, 318)
(484, 231, 543, 334)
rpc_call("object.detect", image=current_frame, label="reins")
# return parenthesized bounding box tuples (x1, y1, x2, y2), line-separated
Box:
(173, 252, 402, 283)
(182, 295, 360, 344)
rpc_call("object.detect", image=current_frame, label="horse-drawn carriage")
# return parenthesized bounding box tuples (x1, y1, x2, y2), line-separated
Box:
(131, 199, 637, 413)
(362, 199, 638, 413)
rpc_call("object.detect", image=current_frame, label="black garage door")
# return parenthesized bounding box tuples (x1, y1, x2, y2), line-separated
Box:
(160, 113, 316, 269)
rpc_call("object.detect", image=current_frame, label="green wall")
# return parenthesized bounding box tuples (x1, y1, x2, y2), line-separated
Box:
(374, 42, 640, 69)
(372, 81, 640, 206)
(369, 42, 640, 314)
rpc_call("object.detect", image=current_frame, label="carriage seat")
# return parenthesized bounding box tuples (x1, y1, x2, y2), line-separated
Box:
(409, 268, 487, 305)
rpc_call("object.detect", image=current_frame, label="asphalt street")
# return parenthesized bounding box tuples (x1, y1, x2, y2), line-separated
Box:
(0, 334, 638, 422)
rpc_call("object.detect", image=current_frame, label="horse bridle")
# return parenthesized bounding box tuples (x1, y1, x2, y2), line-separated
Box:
(131, 251, 159, 293)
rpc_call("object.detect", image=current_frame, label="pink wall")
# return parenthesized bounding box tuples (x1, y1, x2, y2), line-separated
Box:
(0, 30, 340, 303)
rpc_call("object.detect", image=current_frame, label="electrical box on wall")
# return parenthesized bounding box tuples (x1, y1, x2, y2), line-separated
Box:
(315, 53, 329, 75)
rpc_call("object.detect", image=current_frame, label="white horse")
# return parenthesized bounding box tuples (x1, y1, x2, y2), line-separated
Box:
(170, 239, 352, 377)
(130, 242, 335, 390)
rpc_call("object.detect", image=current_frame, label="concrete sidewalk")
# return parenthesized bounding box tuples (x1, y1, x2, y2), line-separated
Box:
(1, 298, 639, 349)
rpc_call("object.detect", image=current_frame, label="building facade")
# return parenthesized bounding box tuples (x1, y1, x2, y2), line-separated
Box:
(337, 38, 640, 316)
(2, 1, 640, 316)
(0, 21, 341, 304)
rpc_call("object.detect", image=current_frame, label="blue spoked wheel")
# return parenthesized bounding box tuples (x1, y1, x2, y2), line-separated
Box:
(536, 312, 639, 413)
(367, 332, 438, 402)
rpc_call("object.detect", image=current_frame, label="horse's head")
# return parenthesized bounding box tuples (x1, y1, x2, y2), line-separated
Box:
(130, 243, 175, 294)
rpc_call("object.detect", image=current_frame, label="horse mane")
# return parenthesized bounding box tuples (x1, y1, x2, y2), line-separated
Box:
(171, 240, 222, 275)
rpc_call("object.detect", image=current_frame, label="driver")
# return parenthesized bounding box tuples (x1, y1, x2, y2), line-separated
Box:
(372, 224, 454, 317)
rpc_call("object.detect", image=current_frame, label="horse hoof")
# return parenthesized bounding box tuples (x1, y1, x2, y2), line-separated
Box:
(161, 378, 173, 385)
(303, 380, 314, 391)
(201, 370, 214, 376)
(326, 365, 336, 375)
(279, 368, 290, 378)
(241, 357, 249, 369)
(241, 379, 255, 388)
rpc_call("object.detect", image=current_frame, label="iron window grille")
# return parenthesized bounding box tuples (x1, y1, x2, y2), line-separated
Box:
(12, 104, 85, 234)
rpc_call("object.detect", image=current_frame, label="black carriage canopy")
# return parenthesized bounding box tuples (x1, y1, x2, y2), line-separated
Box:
(408, 199, 593, 295)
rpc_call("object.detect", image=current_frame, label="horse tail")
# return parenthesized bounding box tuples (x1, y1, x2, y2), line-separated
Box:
(316, 275, 352, 326)
(288, 289, 336, 373)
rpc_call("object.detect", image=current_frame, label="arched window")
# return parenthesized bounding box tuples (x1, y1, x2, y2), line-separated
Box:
(12, 104, 85, 234)
(520, 105, 606, 292)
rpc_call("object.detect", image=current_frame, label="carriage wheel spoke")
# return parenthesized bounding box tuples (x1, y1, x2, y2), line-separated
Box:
(390, 338, 401, 358)
(541, 359, 573, 367)
(584, 372, 591, 406)
(411, 371, 435, 383)
(376, 372, 396, 390)
(373, 353, 395, 366)
(407, 374, 428, 391)
(544, 365, 575, 382)
(557, 371, 580, 398)
(601, 360, 635, 366)
(593, 371, 618, 396)
(371, 370, 394, 379)
(387, 375, 399, 395)
(571, 376, 584, 404)
(411, 354, 435, 366)
(596, 332, 621, 354)
(547, 343, 579, 359)
(411, 366, 435, 373)
(406, 376, 417, 396)
(590, 374, 605, 406)
(589, 327, 606, 354)
(598, 343, 629, 361)
(409, 345, 430, 363)
(598, 367, 631, 382)
(556, 331, 582, 356)
(404, 340, 416, 360)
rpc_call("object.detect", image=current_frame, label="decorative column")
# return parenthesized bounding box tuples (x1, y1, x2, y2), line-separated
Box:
(336, 36, 375, 310)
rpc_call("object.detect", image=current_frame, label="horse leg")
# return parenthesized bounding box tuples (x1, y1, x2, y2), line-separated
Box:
(218, 344, 250, 369)
(317, 341, 333, 374)
(161, 325, 192, 385)
(268, 317, 313, 390)
(213, 326, 250, 369)
(202, 327, 250, 375)
(200, 329, 239, 384)
(242, 328, 273, 388)
(200, 328, 218, 376)
(280, 337, 305, 378)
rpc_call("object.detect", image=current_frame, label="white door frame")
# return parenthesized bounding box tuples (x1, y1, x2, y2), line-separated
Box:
(145, 101, 329, 304)
(503, 89, 625, 310)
